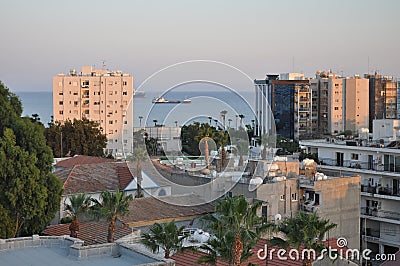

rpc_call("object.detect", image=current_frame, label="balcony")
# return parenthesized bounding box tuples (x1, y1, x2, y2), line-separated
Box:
(361, 185, 400, 201)
(361, 207, 400, 222)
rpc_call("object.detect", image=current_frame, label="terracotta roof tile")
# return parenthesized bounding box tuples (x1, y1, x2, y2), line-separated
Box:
(42, 221, 132, 245)
(122, 195, 215, 227)
(56, 155, 114, 168)
(55, 161, 133, 195)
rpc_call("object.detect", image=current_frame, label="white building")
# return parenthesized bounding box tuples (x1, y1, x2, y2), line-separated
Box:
(300, 137, 400, 257)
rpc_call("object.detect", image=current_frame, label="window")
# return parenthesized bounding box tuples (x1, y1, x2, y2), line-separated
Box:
(109, 130, 113, 135)
(59, 92, 63, 95)
(109, 121, 113, 124)
(109, 91, 113, 95)
(59, 110, 63, 115)
(334, 107, 339, 110)
(59, 101, 63, 105)
(124, 121, 127, 124)
(123, 91, 127, 95)
(115, 91, 117, 94)
(81, 80, 89, 88)
(123, 81, 127, 86)
(124, 139, 128, 144)
(291, 193, 298, 201)
(73, 92, 78, 95)
(84, 110, 89, 115)
(280, 195, 285, 201)
(115, 139, 118, 142)
(74, 101, 78, 106)
(351, 153, 359, 160)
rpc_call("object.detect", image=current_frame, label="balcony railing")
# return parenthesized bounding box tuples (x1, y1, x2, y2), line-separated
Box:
(361, 185, 400, 198)
(361, 207, 400, 221)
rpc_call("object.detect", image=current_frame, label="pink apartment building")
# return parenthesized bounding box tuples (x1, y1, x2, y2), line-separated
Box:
(53, 66, 134, 157)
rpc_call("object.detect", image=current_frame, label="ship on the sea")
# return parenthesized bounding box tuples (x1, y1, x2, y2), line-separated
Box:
(133, 90, 146, 98)
(152, 97, 191, 104)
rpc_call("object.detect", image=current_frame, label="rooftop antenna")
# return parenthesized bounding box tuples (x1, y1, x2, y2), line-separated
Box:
(367, 56, 370, 74)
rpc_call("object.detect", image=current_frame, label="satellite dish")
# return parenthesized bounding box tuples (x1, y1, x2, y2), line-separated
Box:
(274, 214, 282, 221)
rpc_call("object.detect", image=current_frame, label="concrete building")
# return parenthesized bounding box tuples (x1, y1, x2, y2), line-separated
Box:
(300, 137, 400, 257)
(254, 75, 312, 140)
(365, 73, 397, 131)
(53, 66, 134, 157)
(311, 70, 344, 135)
(344, 76, 369, 133)
(134, 126, 181, 153)
(279, 72, 305, 80)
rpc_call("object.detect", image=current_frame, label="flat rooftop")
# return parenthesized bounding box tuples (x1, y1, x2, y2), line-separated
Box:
(0, 246, 154, 266)
(0, 235, 163, 266)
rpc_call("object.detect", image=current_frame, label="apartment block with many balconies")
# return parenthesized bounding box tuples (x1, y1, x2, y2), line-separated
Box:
(300, 126, 400, 258)
(53, 66, 134, 157)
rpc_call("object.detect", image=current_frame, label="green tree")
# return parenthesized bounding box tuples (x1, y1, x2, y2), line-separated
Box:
(128, 148, 148, 198)
(64, 193, 92, 238)
(199, 195, 273, 266)
(0, 128, 44, 238)
(91, 190, 133, 243)
(0, 81, 22, 134)
(45, 118, 107, 157)
(270, 211, 337, 266)
(141, 220, 187, 258)
(0, 81, 62, 237)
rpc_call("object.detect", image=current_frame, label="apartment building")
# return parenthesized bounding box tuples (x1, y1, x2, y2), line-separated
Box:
(344, 76, 369, 133)
(310, 70, 344, 135)
(365, 73, 397, 131)
(300, 132, 400, 257)
(254, 75, 312, 140)
(53, 66, 134, 156)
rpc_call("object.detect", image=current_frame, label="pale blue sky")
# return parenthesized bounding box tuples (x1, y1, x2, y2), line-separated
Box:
(1, 0, 399, 92)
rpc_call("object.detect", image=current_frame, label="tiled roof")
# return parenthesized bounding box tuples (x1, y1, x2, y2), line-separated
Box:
(55, 161, 133, 195)
(172, 238, 347, 266)
(56, 155, 114, 168)
(122, 195, 215, 227)
(42, 221, 132, 245)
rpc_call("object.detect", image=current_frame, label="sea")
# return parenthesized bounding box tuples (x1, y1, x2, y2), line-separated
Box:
(15, 90, 257, 128)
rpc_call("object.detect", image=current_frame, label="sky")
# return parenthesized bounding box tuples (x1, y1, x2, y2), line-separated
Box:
(1, 0, 399, 92)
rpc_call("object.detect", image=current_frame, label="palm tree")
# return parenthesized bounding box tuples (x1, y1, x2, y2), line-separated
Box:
(220, 110, 228, 129)
(236, 140, 248, 168)
(270, 211, 337, 266)
(129, 148, 147, 198)
(238, 114, 245, 129)
(199, 195, 273, 266)
(217, 130, 229, 171)
(64, 193, 92, 238)
(138, 116, 143, 128)
(141, 220, 187, 258)
(196, 124, 216, 170)
(91, 190, 133, 243)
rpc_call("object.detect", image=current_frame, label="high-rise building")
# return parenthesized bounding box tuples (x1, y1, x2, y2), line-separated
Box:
(311, 70, 343, 135)
(254, 75, 311, 140)
(53, 66, 134, 157)
(344, 76, 369, 133)
(365, 73, 397, 131)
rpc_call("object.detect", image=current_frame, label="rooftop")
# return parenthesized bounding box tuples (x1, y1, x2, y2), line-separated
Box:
(55, 161, 133, 195)
(55, 155, 114, 169)
(122, 194, 215, 227)
(42, 222, 134, 245)
(0, 235, 167, 266)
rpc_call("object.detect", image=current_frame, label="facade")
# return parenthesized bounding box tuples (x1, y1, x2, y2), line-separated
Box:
(53, 66, 134, 156)
(365, 73, 397, 131)
(311, 70, 344, 135)
(300, 138, 400, 257)
(254, 75, 312, 140)
(344, 76, 369, 133)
